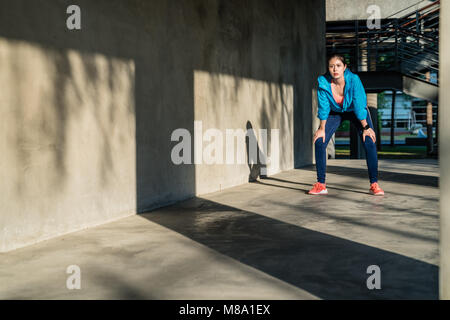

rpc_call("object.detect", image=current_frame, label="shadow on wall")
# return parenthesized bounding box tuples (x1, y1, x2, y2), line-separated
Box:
(0, 0, 325, 250)
(246, 121, 267, 182)
(192, 70, 296, 194)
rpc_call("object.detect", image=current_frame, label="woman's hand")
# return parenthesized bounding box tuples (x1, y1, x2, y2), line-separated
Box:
(313, 128, 326, 144)
(363, 128, 376, 143)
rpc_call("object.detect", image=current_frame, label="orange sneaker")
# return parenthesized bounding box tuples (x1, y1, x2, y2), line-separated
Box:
(308, 182, 328, 195)
(370, 182, 385, 196)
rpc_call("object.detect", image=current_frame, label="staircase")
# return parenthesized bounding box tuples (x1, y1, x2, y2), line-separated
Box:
(327, 0, 440, 156)
(326, 0, 440, 101)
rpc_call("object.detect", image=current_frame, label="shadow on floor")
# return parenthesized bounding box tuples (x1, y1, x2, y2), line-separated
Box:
(259, 177, 369, 195)
(301, 165, 439, 188)
(141, 197, 438, 300)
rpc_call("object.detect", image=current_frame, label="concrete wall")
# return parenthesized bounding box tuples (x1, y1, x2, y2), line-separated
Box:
(0, 0, 325, 252)
(326, 0, 434, 21)
(440, 0, 450, 300)
(194, 72, 294, 194)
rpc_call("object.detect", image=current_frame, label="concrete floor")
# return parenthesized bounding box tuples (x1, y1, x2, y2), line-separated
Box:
(0, 159, 439, 300)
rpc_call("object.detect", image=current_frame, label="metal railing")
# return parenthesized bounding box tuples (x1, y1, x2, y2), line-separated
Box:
(327, 0, 440, 84)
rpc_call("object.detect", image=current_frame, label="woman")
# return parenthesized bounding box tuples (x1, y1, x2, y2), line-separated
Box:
(308, 54, 385, 196)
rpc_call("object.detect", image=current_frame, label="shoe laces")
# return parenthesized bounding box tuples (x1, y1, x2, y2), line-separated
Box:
(313, 182, 325, 190)
(371, 182, 381, 191)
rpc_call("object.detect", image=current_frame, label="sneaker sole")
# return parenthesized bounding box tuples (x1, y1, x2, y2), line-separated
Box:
(308, 189, 328, 195)
(370, 190, 384, 196)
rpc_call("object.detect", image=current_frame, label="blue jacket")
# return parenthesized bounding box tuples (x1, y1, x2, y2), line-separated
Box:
(317, 68, 368, 121)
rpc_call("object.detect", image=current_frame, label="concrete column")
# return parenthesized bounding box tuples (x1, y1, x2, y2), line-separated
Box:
(426, 71, 434, 155)
(350, 42, 368, 159)
(367, 93, 377, 108)
(440, 0, 450, 300)
(326, 135, 336, 159)
(390, 90, 397, 147)
(367, 93, 381, 151)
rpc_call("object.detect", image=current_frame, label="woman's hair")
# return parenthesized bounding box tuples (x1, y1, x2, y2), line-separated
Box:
(327, 53, 347, 66)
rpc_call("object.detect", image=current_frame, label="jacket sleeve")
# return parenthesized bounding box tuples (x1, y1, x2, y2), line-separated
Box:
(352, 75, 368, 120)
(317, 87, 330, 120)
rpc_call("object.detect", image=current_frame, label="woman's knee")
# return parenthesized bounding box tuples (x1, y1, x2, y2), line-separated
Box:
(315, 138, 327, 149)
(363, 137, 377, 149)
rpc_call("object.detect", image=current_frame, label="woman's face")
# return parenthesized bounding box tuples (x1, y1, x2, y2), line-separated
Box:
(328, 58, 347, 80)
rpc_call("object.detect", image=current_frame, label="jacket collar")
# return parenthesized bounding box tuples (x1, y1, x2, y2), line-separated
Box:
(321, 68, 351, 91)
(320, 68, 352, 108)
